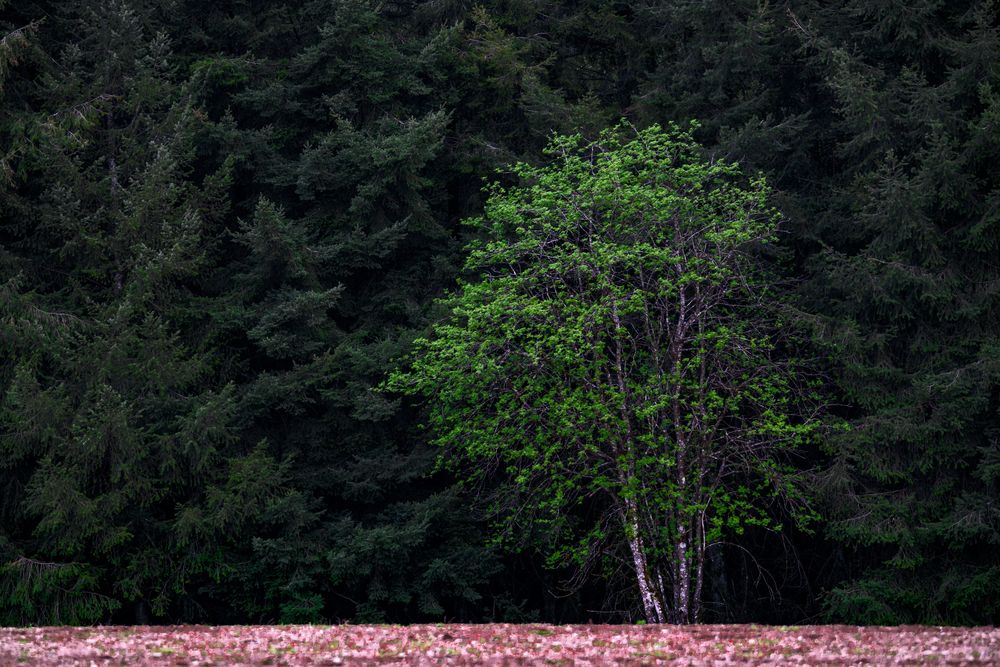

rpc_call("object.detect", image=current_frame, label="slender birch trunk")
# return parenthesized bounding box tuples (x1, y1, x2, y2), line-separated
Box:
(610, 295, 668, 623)
(692, 516, 706, 622)
(673, 524, 690, 623)
(623, 496, 665, 623)
(672, 432, 690, 624)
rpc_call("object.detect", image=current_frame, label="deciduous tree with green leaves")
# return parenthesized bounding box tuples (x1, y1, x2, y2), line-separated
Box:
(389, 122, 823, 624)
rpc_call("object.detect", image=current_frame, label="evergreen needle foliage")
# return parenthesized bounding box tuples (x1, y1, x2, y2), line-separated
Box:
(1, 0, 997, 626)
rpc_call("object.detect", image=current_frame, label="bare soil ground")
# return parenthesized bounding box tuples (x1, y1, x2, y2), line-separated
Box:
(1, 623, 997, 665)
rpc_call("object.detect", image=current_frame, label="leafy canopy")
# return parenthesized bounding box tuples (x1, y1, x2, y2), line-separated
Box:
(389, 122, 820, 592)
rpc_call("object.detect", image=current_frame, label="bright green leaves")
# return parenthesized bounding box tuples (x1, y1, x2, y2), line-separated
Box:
(389, 122, 823, 620)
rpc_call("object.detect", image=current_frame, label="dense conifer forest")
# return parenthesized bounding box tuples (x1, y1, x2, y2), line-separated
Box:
(1, 0, 998, 626)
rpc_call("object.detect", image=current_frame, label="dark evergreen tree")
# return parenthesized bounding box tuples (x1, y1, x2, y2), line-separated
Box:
(794, 0, 1000, 624)
(0, 0, 286, 624)
(3, 0, 998, 627)
(179, 0, 505, 622)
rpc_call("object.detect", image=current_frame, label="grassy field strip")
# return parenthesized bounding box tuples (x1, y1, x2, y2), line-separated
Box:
(1, 623, 998, 665)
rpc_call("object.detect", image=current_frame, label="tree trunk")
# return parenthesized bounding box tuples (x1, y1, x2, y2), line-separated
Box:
(623, 497, 665, 623)
(671, 432, 691, 624)
(673, 522, 690, 623)
(692, 516, 706, 622)
(134, 599, 149, 625)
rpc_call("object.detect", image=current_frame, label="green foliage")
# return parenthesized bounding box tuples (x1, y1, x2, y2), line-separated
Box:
(2, 0, 998, 626)
(0, 554, 118, 626)
(793, 0, 1000, 625)
(389, 122, 823, 622)
(0, 0, 306, 623)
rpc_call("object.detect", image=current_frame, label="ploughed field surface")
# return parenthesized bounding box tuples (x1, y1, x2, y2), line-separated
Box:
(1, 623, 998, 665)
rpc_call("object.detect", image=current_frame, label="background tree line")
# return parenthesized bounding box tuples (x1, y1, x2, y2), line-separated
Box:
(1, 0, 997, 625)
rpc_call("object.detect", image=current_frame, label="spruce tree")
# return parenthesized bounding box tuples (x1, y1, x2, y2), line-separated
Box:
(0, 0, 279, 624)
(186, 0, 504, 621)
(794, 0, 1000, 624)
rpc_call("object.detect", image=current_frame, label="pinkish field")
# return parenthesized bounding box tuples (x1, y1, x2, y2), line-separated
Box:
(1, 623, 998, 665)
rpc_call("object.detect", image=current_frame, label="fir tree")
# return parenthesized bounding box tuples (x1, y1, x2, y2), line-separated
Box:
(798, 0, 1000, 624)
(0, 0, 274, 623)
